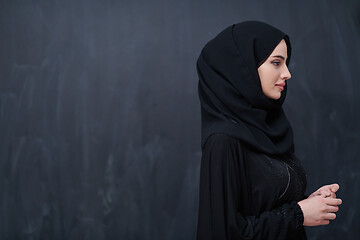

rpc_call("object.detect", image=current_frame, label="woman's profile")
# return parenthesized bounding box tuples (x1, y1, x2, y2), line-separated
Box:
(196, 21, 342, 240)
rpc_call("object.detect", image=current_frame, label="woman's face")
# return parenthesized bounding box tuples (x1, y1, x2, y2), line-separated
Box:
(257, 39, 291, 100)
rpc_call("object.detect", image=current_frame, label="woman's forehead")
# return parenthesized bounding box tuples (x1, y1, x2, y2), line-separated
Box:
(270, 40, 288, 58)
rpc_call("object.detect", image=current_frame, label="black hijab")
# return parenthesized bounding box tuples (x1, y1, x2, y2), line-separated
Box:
(197, 20, 294, 156)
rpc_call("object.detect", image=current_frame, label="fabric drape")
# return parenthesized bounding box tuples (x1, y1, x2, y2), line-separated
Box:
(197, 21, 294, 156)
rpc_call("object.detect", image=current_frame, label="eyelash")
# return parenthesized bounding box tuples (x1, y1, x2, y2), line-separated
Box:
(272, 61, 281, 66)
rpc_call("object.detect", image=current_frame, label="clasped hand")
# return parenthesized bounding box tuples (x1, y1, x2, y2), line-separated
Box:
(298, 183, 342, 226)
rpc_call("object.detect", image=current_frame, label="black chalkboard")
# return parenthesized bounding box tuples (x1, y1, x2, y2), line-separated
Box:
(0, 0, 359, 239)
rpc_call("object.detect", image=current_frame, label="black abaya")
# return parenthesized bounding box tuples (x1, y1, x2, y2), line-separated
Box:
(196, 133, 307, 240)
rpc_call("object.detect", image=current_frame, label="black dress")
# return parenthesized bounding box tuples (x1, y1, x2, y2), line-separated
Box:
(196, 133, 307, 240)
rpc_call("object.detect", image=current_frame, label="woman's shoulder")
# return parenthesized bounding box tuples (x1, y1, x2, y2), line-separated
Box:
(206, 133, 239, 142)
(203, 133, 243, 151)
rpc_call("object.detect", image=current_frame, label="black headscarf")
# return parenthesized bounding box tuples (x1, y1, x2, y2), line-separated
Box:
(197, 20, 294, 155)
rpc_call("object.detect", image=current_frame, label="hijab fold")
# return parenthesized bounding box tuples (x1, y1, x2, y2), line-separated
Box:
(197, 21, 294, 155)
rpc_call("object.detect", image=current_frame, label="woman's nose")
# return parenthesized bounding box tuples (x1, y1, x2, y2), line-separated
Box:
(281, 66, 291, 80)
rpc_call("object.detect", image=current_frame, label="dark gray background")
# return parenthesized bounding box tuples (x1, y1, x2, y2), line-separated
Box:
(0, 0, 359, 239)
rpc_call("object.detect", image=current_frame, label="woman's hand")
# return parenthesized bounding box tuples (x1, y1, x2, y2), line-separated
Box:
(298, 195, 342, 226)
(308, 183, 339, 198)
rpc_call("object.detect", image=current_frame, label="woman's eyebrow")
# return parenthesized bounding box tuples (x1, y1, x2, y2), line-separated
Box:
(271, 55, 286, 60)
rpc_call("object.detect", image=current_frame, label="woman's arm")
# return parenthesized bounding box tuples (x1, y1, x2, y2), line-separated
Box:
(197, 134, 342, 239)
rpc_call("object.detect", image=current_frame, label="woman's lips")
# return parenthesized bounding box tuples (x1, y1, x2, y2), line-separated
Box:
(276, 84, 284, 90)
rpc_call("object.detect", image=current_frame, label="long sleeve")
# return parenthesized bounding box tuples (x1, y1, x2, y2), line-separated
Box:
(196, 134, 306, 240)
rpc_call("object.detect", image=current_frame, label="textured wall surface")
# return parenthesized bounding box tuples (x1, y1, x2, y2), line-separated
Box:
(0, 0, 359, 239)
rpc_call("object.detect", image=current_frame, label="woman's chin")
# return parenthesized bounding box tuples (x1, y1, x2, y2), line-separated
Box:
(266, 92, 281, 100)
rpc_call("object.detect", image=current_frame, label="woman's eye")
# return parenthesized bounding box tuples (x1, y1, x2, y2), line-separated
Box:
(272, 61, 280, 66)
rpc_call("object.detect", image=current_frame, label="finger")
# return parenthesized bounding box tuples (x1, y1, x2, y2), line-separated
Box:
(319, 220, 330, 225)
(330, 192, 337, 198)
(321, 184, 338, 192)
(325, 205, 339, 213)
(312, 189, 321, 196)
(324, 197, 342, 206)
(324, 213, 337, 220)
(330, 183, 340, 193)
(320, 190, 332, 198)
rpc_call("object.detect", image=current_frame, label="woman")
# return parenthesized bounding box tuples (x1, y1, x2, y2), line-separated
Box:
(196, 21, 342, 240)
